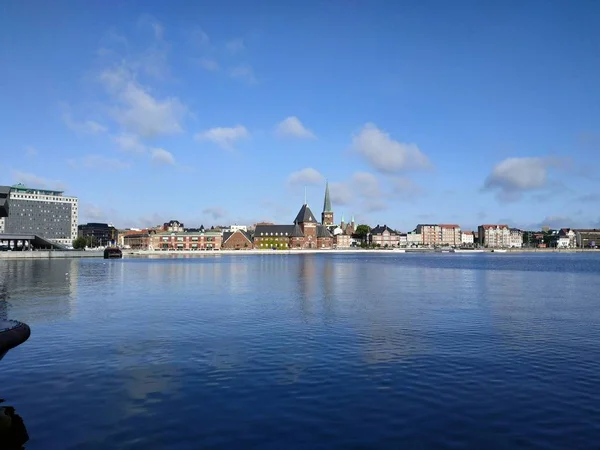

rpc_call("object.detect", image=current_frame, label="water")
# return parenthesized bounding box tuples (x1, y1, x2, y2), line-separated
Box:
(1, 253, 600, 449)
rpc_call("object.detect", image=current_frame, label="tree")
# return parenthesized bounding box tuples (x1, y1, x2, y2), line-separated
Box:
(355, 224, 371, 239)
(73, 236, 86, 250)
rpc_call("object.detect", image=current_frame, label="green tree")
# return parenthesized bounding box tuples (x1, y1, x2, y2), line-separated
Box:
(354, 224, 371, 239)
(73, 236, 86, 250)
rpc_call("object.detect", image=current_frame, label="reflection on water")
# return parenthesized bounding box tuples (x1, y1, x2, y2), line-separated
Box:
(1, 254, 600, 449)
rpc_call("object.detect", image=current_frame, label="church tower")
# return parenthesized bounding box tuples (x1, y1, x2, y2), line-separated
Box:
(321, 181, 334, 226)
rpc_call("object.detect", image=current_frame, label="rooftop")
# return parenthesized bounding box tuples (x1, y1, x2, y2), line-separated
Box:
(10, 183, 65, 196)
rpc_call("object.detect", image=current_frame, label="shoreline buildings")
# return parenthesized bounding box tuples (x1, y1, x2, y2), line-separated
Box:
(0, 183, 78, 246)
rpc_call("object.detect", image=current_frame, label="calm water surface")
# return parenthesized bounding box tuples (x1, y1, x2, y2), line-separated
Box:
(1, 253, 600, 449)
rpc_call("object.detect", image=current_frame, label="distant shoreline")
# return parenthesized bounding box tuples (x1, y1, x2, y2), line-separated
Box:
(1, 247, 599, 260)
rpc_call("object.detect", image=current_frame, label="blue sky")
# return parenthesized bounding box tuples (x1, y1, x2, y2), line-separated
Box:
(1, 0, 599, 231)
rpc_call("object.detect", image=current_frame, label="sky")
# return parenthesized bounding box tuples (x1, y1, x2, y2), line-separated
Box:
(1, 0, 600, 231)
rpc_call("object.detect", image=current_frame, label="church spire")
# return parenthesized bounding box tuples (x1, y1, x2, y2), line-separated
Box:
(323, 180, 332, 213)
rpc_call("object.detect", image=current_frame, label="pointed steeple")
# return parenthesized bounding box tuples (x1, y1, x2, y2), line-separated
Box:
(323, 181, 332, 213)
(341, 213, 345, 223)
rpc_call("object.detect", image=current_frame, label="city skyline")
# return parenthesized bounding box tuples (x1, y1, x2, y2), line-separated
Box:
(2, 1, 600, 231)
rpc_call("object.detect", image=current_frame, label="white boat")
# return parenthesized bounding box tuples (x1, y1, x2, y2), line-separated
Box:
(491, 249, 508, 253)
(450, 249, 485, 253)
(392, 248, 406, 252)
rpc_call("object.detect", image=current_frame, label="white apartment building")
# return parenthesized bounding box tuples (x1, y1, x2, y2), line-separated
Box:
(0, 183, 78, 246)
(461, 231, 474, 245)
(407, 232, 422, 247)
(478, 224, 511, 248)
(509, 228, 523, 248)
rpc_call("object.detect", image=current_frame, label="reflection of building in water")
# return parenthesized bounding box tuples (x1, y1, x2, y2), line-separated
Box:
(296, 255, 317, 321)
(0, 259, 79, 322)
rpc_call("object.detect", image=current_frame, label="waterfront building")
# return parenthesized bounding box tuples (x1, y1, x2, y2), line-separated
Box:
(440, 224, 461, 246)
(122, 232, 151, 250)
(416, 224, 440, 246)
(478, 224, 510, 248)
(221, 229, 253, 250)
(370, 225, 401, 247)
(509, 228, 524, 248)
(399, 233, 408, 247)
(253, 184, 334, 250)
(78, 223, 118, 247)
(0, 186, 9, 220)
(150, 230, 222, 251)
(407, 232, 422, 247)
(163, 220, 184, 232)
(0, 183, 78, 246)
(574, 229, 600, 248)
(461, 231, 474, 246)
(558, 228, 576, 248)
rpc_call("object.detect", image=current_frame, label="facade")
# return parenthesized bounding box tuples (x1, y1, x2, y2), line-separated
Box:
(330, 214, 355, 248)
(575, 229, 600, 248)
(558, 228, 576, 248)
(416, 224, 440, 246)
(0, 183, 78, 245)
(440, 224, 461, 246)
(478, 224, 510, 248)
(370, 225, 400, 247)
(123, 233, 151, 250)
(78, 223, 118, 246)
(151, 230, 222, 251)
(407, 232, 422, 247)
(334, 233, 351, 248)
(223, 225, 248, 233)
(399, 233, 408, 247)
(254, 184, 334, 250)
(221, 229, 253, 250)
(509, 228, 524, 248)
(0, 186, 9, 221)
(461, 231, 474, 245)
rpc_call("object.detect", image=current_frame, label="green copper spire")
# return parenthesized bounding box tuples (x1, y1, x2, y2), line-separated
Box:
(341, 213, 345, 223)
(323, 181, 332, 213)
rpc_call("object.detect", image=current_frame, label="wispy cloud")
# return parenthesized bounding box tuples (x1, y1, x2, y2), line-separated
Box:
(11, 170, 66, 191)
(275, 117, 316, 139)
(25, 146, 38, 159)
(195, 125, 249, 151)
(62, 110, 107, 135)
(67, 154, 130, 170)
(352, 123, 432, 174)
(198, 58, 220, 72)
(230, 64, 257, 84)
(113, 133, 146, 153)
(226, 38, 245, 53)
(151, 148, 175, 165)
(482, 156, 563, 202)
(286, 168, 325, 188)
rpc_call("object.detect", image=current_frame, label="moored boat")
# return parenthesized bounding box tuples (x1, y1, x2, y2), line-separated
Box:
(0, 320, 31, 361)
(103, 247, 123, 259)
(451, 248, 485, 253)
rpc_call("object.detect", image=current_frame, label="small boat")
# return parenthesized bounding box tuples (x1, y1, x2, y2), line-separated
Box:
(0, 320, 31, 361)
(451, 248, 485, 253)
(491, 249, 508, 253)
(103, 247, 123, 259)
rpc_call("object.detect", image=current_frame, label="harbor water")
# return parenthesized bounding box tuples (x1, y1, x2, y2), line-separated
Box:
(1, 253, 600, 449)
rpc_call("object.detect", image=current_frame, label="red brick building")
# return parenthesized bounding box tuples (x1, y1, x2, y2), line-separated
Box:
(222, 229, 253, 250)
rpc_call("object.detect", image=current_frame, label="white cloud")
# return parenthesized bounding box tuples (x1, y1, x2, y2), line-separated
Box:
(81, 203, 106, 221)
(99, 65, 187, 138)
(202, 206, 227, 220)
(226, 38, 245, 53)
(230, 64, 257, 84)
(68, 154, 130, 170)
(351, 123, 432, 173)
(62, 112, 107, 135)
(329, 181, 354, 206)
(275, 117, 316, 139)
(390, 176, 423, 196)
(195, 125, 249, 151)
(25, 146, 38, 158)
(151, 148, 175, 165)
(287, 168, 325, 187)
(198, 58, 220, 72)
(483, 157, 560, 201)
(11, 171, 66, 191)
(113, 133, 146, 153)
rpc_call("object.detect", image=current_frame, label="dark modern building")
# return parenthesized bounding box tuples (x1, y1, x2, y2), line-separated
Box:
(0, 183, 78, 245)
(78, 223, 118, 247)
(0, 185, 9, 218)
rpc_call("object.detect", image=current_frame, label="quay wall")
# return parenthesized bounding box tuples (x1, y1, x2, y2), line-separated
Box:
(0, 251, 104, 259)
